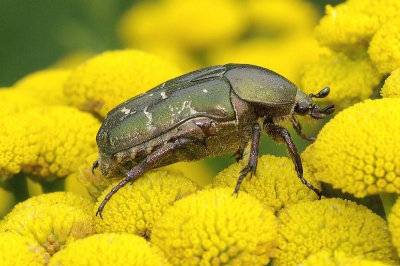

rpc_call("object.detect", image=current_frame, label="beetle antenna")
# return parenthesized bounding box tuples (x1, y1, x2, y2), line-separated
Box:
(309, 87, 330, 99)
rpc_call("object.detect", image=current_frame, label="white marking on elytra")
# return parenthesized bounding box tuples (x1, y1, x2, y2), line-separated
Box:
(143, 107, 156, 132)
(177, 101, 198, 116)
(203, 89, 208, 93)
(161, 91, 167, 99)
(121, 107, 130, 115)
(149, 93, 154, 97)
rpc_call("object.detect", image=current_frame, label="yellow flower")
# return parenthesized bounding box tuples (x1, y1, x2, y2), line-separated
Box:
(302, 99, 400, 197)
(209, 36, 321, 85)
(387, 196, 400, 255)
(49, 233, 170, 266)
(212, 155, 320, 212)
(275, 198, 397, 265)
(245, 0, 319, 36)
(381, 68, 400, 98)
(95, 170, 201, 238)
(13, 68, 71, 106)
(1, 88, 45, 117)
(300, 50, 382, 110)
(63, 49, 182, 118)
(0, 233, 50, 266)
(300, 250, 392, 266)
(151, 188, 278, 266)
(118, 0, 245, 51)
(2, 192, 95, 222)
(0, 193, 96, 255)
(314, 0, 400, 52)
(368, 16, 400, 74)
(75, 153, 122, 198)
(0, 106, 100, 181)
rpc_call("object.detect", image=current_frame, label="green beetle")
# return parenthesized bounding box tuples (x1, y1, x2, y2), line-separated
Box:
(93, 63, 334, 217)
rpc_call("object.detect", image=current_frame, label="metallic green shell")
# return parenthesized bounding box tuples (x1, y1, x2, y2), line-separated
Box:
(224, 64, 297, 108)
(97, 66, 235, 155)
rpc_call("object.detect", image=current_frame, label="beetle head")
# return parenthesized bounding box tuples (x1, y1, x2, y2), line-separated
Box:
(294, 87, 335, 119)
(96, 152, 125, 178)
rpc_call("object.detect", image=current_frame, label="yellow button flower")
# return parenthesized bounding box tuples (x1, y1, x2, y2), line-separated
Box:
(151, 188, 278, 266)
(302, 99, 400, 197)
(387, 196, 400, 255)
(301, 250, 392, 266)
(301, 51, 382, 110)
(0, 106, 100, 181)
(276, 198, 397, 265)
(49, 233, 170, 266)
(64, 49, 182, 118)
(212, 155, 320, 212)
(2, 192, 95, 222)
(95, 170, 202, 238)
(0, 194, 95, 255)
(381, 67, 400, 98)
(368, 16, 400, 74)
(0, 233, 50, 266)
(13, 68, 71, 106)
(118, 0, 245, 51)
(315, 0, 400, 52)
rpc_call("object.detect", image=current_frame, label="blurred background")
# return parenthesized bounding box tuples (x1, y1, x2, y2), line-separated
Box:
(0, 0, 342, 87)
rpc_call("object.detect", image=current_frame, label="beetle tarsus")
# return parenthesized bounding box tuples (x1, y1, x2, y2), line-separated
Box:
(234, 123, 261, 193)
(92, 160, 99, 175)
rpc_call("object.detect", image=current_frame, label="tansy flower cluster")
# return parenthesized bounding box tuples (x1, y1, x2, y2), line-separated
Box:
(301, 0, 400, 110)
(118, 0, 321, 84)
(2, 0, 400, 265)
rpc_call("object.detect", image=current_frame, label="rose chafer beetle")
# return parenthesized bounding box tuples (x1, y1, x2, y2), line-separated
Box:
(93, 63, 334, 217)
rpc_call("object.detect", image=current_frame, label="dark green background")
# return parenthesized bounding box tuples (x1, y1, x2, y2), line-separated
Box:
(0, 0, 343, 87)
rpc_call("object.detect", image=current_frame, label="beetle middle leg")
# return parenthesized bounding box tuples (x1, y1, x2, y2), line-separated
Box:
(96, 138, 197, 218)
(264, 122, 322, 199)
(233, 123, 261, 194)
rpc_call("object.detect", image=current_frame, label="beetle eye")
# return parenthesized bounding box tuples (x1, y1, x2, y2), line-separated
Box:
(295, 102, 309, 115)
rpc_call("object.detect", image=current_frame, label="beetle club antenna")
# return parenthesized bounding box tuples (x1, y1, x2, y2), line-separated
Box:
(309, 87, 330, 99)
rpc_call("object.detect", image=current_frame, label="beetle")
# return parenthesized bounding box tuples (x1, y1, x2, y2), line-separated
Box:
(93, 63, 334, 218)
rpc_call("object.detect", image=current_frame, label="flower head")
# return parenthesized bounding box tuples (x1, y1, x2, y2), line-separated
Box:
(314, 0, 400, 52)
(0, 190, 96, 255)
(0, 106, 100, 181)
(95, 170, 202, 238)
(0, 233, 50, 266)
(13, 68, 71, 106)
(368, 16, 400, 74)
(63, 49, 182, 118)
(302, 99, 400, 197)
(2, 192, 94, 222)
(381, 67, 400, 98)
(212, 155, 320, 212)
(300, 51, 382, 110)
(300, 250, 392, 266)
(276, 198, 397, 265)
(49, 233, 170, 265)
(118, 0, 245, 51)
(151, 188, 278, 266)
(387, 196, 400, 255)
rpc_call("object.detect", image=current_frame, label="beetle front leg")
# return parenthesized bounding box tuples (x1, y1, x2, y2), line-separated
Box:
(234, 123, 261, 194)
(264, 123, 322, 199)
(290, 115, 315, 141)
(96, 138, 195, 218)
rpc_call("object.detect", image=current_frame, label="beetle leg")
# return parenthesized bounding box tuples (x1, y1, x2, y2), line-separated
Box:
(96, 138, 195, 218)
(233, 123, 261, 194)
(264, 123, 322, 199)
(91, 160, 99, 174)
(290, 115, 316, 141)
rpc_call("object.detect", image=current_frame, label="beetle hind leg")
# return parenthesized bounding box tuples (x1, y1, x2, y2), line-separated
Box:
(96, 138, 198, 218)
(234, 123, 261, 194)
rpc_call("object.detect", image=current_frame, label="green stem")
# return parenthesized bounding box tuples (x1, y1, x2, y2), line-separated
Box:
(380, 193, 398, 219)
(1, 173, 30, 203)
(40, 179, 66, 193)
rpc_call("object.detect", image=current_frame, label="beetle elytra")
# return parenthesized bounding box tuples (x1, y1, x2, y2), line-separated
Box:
(93, 64, 334, 217)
